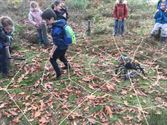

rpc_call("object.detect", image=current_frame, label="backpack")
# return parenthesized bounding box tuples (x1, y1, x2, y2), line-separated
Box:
(115, 55, 145, 80)
(63, 25, 76, 45)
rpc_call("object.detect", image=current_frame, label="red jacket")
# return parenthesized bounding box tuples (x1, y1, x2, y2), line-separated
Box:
(113, 3, 128, 19)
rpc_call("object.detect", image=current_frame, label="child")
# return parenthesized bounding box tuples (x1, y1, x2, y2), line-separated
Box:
(28, 1, 48, 46)
(41, 9, 71, 79)
(113, 0, 128, 36)
(151, 2, 167, 43)
(0, 16, 14, 77)
(51, 0, 69, 21)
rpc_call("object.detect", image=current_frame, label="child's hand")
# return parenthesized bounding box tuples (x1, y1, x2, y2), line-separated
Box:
(35, 23, 39, 28)
(50, 45, 57, 58)
(49, 51, 53, 58)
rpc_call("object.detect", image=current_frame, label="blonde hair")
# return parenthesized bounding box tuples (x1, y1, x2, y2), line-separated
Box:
(30, 1, 39, 9)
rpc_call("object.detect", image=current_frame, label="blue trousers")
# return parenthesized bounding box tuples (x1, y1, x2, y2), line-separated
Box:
(37, 23, 48, 45)
(114, 19, 125, 36)
(0, 47, 9, 75)
(50, 48, 69, 77)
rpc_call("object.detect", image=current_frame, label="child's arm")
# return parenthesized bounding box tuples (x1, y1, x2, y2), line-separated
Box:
(5, 46, 11, 58)
(124, 4, 128, 19)
(28, 13, 37, 26)
(154, 10, 160, 19)
(113, 5, 117, 19)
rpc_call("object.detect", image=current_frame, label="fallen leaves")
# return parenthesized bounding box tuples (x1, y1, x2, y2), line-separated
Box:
(104, 106, 113, 118)
(0, 103, 7, 109)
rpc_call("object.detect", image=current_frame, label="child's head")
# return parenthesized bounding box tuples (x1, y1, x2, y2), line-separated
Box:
(53, 0, 62, 11)
(30, 1, 39, 11)
(161, 2, 166, 10)
(0, 16, 14, 33)
(118, 0, 123, 3)
(41, 9, 57, 25)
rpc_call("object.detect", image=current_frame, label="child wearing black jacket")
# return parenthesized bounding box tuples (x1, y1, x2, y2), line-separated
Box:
(41, 9, 71, 79)
(0, 16, 14, 77)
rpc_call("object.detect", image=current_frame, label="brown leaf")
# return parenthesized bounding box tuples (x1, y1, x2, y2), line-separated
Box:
(105, 83, 115, 91)
(87, 95, 96, 100)
(40, 100, 46, 111)
(0, 103, 6, 109)
(44, 82, 53, 89)
(31, 105, 38, 110)
(0, 87, 6, 91)
(82, 75, 95, 82)
(34, 110, 41, 118)
(12, 116, 20, 124)
(39, 116, 48, 124)
(104, 106, 112, 118)
(88, 118, 96, 124)
(9, 110, 18, 116)
(121, 90, 128, 95)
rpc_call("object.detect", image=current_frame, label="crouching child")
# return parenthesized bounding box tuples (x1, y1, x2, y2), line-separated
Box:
(41, 9, 71, 79)
(151, 2, 167, 43)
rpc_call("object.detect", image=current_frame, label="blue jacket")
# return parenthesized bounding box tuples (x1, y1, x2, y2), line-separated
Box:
(154, 9, 167, 24)
(157, 0, 167, 9)
(51, 19, 68, 49)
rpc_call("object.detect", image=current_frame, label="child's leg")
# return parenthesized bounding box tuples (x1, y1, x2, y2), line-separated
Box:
(151, 23, 162, 38)
(37, 28, 43, 44)
(117, 20, 122, 35)
(113, 19, 118, 36)
(120, 20, 125, 35)
(41, 23, 49, 45)
(0, 48, 9, 76)
(59, 49, 71, 69)
(50, 48, 62, 78)
(160, 24, 167, 43)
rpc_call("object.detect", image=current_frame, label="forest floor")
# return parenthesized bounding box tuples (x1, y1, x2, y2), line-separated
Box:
(0, 1, 167, 125)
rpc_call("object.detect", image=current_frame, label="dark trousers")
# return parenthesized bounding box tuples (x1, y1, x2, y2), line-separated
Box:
(50, 48, 69, 77)
(114, 19, 125, 36)
(37, 23, 48, 45)
(0, 47, 9, 75)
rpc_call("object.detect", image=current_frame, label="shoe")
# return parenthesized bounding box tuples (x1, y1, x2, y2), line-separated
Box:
(62, 65, 71, 70)
(56, 74, 61, 80)
(2, 73, 9, 78)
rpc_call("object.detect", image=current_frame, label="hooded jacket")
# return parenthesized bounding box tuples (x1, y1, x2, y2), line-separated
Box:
(51, 19, 68, 49)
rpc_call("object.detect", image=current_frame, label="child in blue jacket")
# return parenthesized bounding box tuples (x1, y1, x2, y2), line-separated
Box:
(41, 9, 71, 79)
(151, 2, 167, 43)
(0, 16, 14, 77)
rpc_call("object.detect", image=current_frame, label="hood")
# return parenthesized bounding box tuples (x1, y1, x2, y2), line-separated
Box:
(115, 0, 127, 4)
(52, 19, 66, 28)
